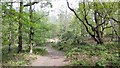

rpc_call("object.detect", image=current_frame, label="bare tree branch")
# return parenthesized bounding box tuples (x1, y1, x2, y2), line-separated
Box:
(95, 19, 107, 29)
(95, 6, 113, 29)
(66, 0, 99, 43)
(98, 1, 120, 39)
(33, 14, 48, 23)
(110, 17, 119, 23)
(103, 26, 112, 31)
(24, 2, 39, 7)
(66, 0, 84, 23)
(83, 2, 94, 29)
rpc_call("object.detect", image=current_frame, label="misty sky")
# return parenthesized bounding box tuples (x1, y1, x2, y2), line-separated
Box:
(34, 0, 79, 20)
(11, 0, 118, 23)
(12, 0, 79, 20)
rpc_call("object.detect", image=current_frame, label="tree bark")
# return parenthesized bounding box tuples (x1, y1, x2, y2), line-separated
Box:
(29, 0, 34, 54)
(94, 10, 103, 44)
(8, 2, 12, 52)
(18, 2, 23, 53)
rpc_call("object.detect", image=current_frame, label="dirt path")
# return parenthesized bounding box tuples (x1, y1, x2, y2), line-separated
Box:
(31, 45, 69, 66)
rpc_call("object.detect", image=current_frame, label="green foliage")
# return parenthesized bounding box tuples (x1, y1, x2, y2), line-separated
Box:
(2, 10, 18, 46)
(95, 59, 107, 66)
(55, 30, 85, 51)
(2, 45, 37, 66)
(64, 42, 119, 66)
(110, 60, 120, 66)
(33, 48, 48, 55)
(2, 45, 48, 66)
(72, 60, 90, 66)
(2, 2, 56, 66)
(2, 1, 120, 66)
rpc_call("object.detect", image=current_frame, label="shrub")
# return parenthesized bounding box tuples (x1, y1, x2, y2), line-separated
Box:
(72, 60, 90, 66)
(95, 59, 107, 66)
(64, 42, 119, 66)
(33, 48, 48, 55)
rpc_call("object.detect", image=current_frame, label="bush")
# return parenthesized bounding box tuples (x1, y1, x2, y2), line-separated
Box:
(72, 60, 90, 66)
(110, 60, 120, 66)
(2, 45, 47, 66)
(33, 48, 48, 55)
(64, 42, 119, 66)
(95, 59, 107, 66)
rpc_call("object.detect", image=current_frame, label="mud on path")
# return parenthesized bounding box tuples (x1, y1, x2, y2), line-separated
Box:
(31, 45, 69, 66)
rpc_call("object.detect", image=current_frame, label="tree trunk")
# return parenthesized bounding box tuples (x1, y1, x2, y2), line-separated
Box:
(18, 2, 23, 53)
(94, 10, 103, 44)
(29, 0, 34, 54)
(96, 29, 103, 44)
(8, 3, 12, 52)
(8, 30, 12, 52)
(29, 27, 34, 54)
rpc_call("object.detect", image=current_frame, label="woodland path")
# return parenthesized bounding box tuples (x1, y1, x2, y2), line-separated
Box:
(31, 45, 70, 66)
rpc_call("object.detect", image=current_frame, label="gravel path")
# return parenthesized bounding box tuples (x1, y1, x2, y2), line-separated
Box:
(31, 46, 69, 66)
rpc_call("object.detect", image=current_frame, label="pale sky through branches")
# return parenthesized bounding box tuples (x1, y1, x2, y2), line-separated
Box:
(11, 0, 79, 22)
(6, 0, 119, 23)
(34, 0, 79, 20)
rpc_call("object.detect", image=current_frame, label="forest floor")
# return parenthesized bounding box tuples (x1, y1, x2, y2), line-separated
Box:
(30, 45, 70, 66)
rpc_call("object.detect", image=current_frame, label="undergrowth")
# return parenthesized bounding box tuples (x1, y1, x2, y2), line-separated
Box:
(51, 42, 120, 66)
(2, 45, 48, 66)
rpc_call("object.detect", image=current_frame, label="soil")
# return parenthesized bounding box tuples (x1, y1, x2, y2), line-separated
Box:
(30, 45, 70, 66)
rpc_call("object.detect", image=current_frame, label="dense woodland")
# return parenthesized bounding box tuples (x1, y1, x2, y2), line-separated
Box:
(0, 0, 120, 66)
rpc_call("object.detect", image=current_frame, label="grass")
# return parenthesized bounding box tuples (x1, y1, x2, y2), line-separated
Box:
(2, 45, 48, 66)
